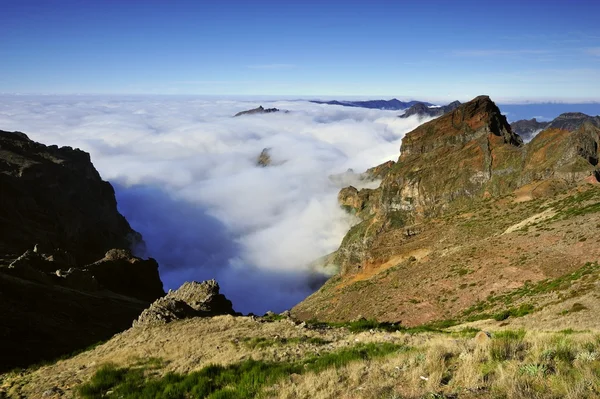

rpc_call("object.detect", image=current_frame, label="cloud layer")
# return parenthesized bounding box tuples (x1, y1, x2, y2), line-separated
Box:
(0, 96, 427, 313)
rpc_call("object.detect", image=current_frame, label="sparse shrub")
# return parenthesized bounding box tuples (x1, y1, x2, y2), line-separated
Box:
(490, 330, 528, 361)
(519, 363, 548, 377)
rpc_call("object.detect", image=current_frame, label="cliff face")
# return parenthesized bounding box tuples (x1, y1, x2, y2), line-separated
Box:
(0, 130, 165, 371)
(293, 96, 600, 324)
(0, 130, 141, 264)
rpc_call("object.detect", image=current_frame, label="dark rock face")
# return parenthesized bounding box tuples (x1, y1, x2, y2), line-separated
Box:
(399, 100, 461, 119)
(0, 130, 166, 371)
(80, 249, 164, 302)
(134, 280, 237, 327)
(0, 130, 141, 264)
(310, 99, 433, 110)
(234, 105, 280, 117)
(510, 118, 550, 142)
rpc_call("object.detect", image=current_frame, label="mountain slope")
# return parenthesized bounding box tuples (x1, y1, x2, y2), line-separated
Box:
(293, 96, 600, 325)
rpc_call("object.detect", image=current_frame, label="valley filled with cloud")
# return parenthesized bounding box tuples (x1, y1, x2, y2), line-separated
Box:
(0, 96, 428, 313)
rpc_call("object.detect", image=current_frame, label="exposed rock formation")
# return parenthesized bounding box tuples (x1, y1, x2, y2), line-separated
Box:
(0, 130, 165, 371)
(234, 105, 280, 117)
(78, 249, 163, 302)
(0, 130, 141, 264)
(134, 280, 237, 326)
(293, 95, 600, 324)
(510, 118, 549, 142)
(257, 148, 272, 167)
(399, 100, 461, 119)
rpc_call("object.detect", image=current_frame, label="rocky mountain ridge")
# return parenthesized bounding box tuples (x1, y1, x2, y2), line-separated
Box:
(293, 95, 600, 324)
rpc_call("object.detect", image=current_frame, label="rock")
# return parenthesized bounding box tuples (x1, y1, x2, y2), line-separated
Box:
(234, 106, 280, 117)
(474, 331, 491, 345)
(0, 130, 142, 264)
(134, 280, 237, 327)
(83, 249, 164, 302)
(257, 148, 272, 167)
(279, 310, 292, 318)
(57, 268, 100, 291)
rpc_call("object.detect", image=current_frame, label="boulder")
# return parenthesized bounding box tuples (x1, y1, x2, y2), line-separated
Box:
(134, 280, 237, 327)
(83, 249, 164, 302)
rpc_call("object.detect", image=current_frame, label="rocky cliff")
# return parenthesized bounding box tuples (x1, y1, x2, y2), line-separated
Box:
(294, 96, 600, 324)
(0, 130, 165, 371)
(0, 130, 141, 264)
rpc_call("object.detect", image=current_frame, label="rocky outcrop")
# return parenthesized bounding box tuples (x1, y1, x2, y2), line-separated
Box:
(399, 100, 461, 119)
(257, 148, 272, 167)
(0, 130, 166, 371)
(234, 105, 280, 117)
(134, 280, 237, 327)
(293, 96, 600, 324)
(79, 249, 164, 302)
(319, 96, 600, 277)
(510, 118, 549, 142)
(0, 130, 141, 264)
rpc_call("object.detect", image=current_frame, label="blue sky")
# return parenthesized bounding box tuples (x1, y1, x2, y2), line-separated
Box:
(1, 0, 600, 101)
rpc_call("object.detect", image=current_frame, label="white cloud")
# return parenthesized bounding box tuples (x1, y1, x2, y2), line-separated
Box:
(0, 96, 428, 313)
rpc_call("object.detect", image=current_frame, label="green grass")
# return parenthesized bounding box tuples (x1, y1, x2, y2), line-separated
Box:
(79, 343, 407, 399)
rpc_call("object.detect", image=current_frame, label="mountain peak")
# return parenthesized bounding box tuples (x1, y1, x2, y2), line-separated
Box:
(400, 95, 521, 159)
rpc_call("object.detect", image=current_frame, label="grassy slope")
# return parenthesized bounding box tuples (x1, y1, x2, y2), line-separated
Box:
(293, 183, 600, 326)
(5, 315, 600, 399)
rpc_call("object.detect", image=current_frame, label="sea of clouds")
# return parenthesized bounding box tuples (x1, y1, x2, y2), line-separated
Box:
(0, 95, 429, 313)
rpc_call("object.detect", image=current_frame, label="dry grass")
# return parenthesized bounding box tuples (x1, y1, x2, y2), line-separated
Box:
(4, 315, 600, 399)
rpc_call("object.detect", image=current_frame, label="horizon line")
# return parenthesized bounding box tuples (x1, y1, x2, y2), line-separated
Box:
(1, 92, 600, 105)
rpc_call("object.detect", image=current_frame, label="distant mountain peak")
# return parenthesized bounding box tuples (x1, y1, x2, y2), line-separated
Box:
(310, 98, 433, 110)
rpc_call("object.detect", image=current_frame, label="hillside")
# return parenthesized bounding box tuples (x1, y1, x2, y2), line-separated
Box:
(293, 96, 600, 326)
(0, 131, 164, 372)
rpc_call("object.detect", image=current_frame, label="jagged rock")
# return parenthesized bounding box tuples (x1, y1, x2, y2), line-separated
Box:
(83, 249, 164, 302)
(0, 130, 142, 264)
(134, 280, 237, 327)
(234, 105, 280, 117)
(257, 148, 272, 167)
